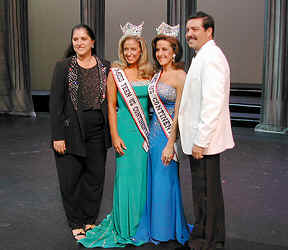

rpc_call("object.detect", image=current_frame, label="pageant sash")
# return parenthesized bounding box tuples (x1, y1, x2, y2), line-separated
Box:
(111, 68, 149, 152)
(148, 72, 178, 161)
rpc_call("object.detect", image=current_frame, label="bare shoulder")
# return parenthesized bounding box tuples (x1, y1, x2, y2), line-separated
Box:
(107, 71, 116, 85)
(174, 69, 186, 88)
(176, 69, 186, 81)
(107, 70, 113, 80)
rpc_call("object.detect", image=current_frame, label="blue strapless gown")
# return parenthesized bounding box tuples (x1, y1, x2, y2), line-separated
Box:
(134, 82, 190, 245)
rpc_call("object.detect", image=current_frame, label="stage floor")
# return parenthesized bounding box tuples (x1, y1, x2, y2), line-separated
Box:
(0, 113, 287, 250)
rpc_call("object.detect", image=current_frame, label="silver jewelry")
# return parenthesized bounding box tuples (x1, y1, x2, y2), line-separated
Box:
(172, 54, 176, 63)
(120, 21, 144, 37)
(156, 22, 180, 37)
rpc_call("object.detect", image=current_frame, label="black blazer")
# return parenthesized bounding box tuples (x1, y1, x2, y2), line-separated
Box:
(49, 56, 111, 157)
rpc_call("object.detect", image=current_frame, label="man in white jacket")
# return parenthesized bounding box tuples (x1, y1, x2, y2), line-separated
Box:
(178, 11, 234, 250)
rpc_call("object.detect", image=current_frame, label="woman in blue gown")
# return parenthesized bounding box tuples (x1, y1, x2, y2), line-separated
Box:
(135, 25, 191, 246)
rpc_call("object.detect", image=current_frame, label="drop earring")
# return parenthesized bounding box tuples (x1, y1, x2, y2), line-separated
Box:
(172, 54, 176, 63)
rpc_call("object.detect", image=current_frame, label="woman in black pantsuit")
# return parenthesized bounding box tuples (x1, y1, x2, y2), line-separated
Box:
(49, 24, 111, 241)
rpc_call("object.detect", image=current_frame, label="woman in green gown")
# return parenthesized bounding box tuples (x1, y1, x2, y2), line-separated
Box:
(79, 22, 153, 248)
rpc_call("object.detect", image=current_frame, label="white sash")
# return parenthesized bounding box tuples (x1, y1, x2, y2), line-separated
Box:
(148, 72, 178, 161)
(111, 68, 149, 152)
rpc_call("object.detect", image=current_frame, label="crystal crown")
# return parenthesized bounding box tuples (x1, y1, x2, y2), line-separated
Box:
(120, 21, 144, 37)
(156, 22, 179, 37)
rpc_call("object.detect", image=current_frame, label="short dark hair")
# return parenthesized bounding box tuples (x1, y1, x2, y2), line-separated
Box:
(64, 24, 97, 58)
(187, 11, 215, 38)
(151, 35, 184, 71)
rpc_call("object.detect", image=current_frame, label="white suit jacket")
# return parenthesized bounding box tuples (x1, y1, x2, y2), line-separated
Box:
(178, 40, 234, 155)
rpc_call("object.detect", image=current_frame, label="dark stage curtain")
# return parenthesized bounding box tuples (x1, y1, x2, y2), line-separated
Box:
(167, 0, 197, 71)
(80, 0, 105, 58)
(0, 0, 35, 116)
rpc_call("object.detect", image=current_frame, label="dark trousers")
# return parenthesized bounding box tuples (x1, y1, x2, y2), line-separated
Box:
(54, 110, 107, 229)
(189, 154, 225, 250)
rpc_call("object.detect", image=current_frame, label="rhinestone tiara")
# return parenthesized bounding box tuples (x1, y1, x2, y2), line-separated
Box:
(156, 22, 180, 37)
(120, 21, 144, 37)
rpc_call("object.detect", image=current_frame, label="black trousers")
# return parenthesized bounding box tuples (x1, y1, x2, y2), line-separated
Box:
(189, 154, 225, 250)
(54, 110, 107, 229)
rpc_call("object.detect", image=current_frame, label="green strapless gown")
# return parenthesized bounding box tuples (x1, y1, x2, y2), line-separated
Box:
(79, 82, 149, 248)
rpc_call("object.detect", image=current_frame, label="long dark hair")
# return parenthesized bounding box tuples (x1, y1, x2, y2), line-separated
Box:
(64, 24, 97, 58)
(151, 35, 184, 71)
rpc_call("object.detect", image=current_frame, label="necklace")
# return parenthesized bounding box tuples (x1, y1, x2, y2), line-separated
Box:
(77, 56, 96, 69)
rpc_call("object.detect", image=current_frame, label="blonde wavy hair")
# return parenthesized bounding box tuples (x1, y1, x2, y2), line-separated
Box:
(112, 35, 153, 79)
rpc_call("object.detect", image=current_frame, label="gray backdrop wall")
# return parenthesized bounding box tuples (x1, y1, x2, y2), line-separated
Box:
(105, 0, 167, 64)
(28, 0, 80, 91)
(198, 0, 265, 84)
(28, 0, 264, 91)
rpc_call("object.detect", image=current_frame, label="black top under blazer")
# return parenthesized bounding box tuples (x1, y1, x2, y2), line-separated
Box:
(49, 56, 112, 157)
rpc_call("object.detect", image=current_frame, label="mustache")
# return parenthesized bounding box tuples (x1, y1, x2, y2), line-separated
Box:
(186, 36, 197, 41)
